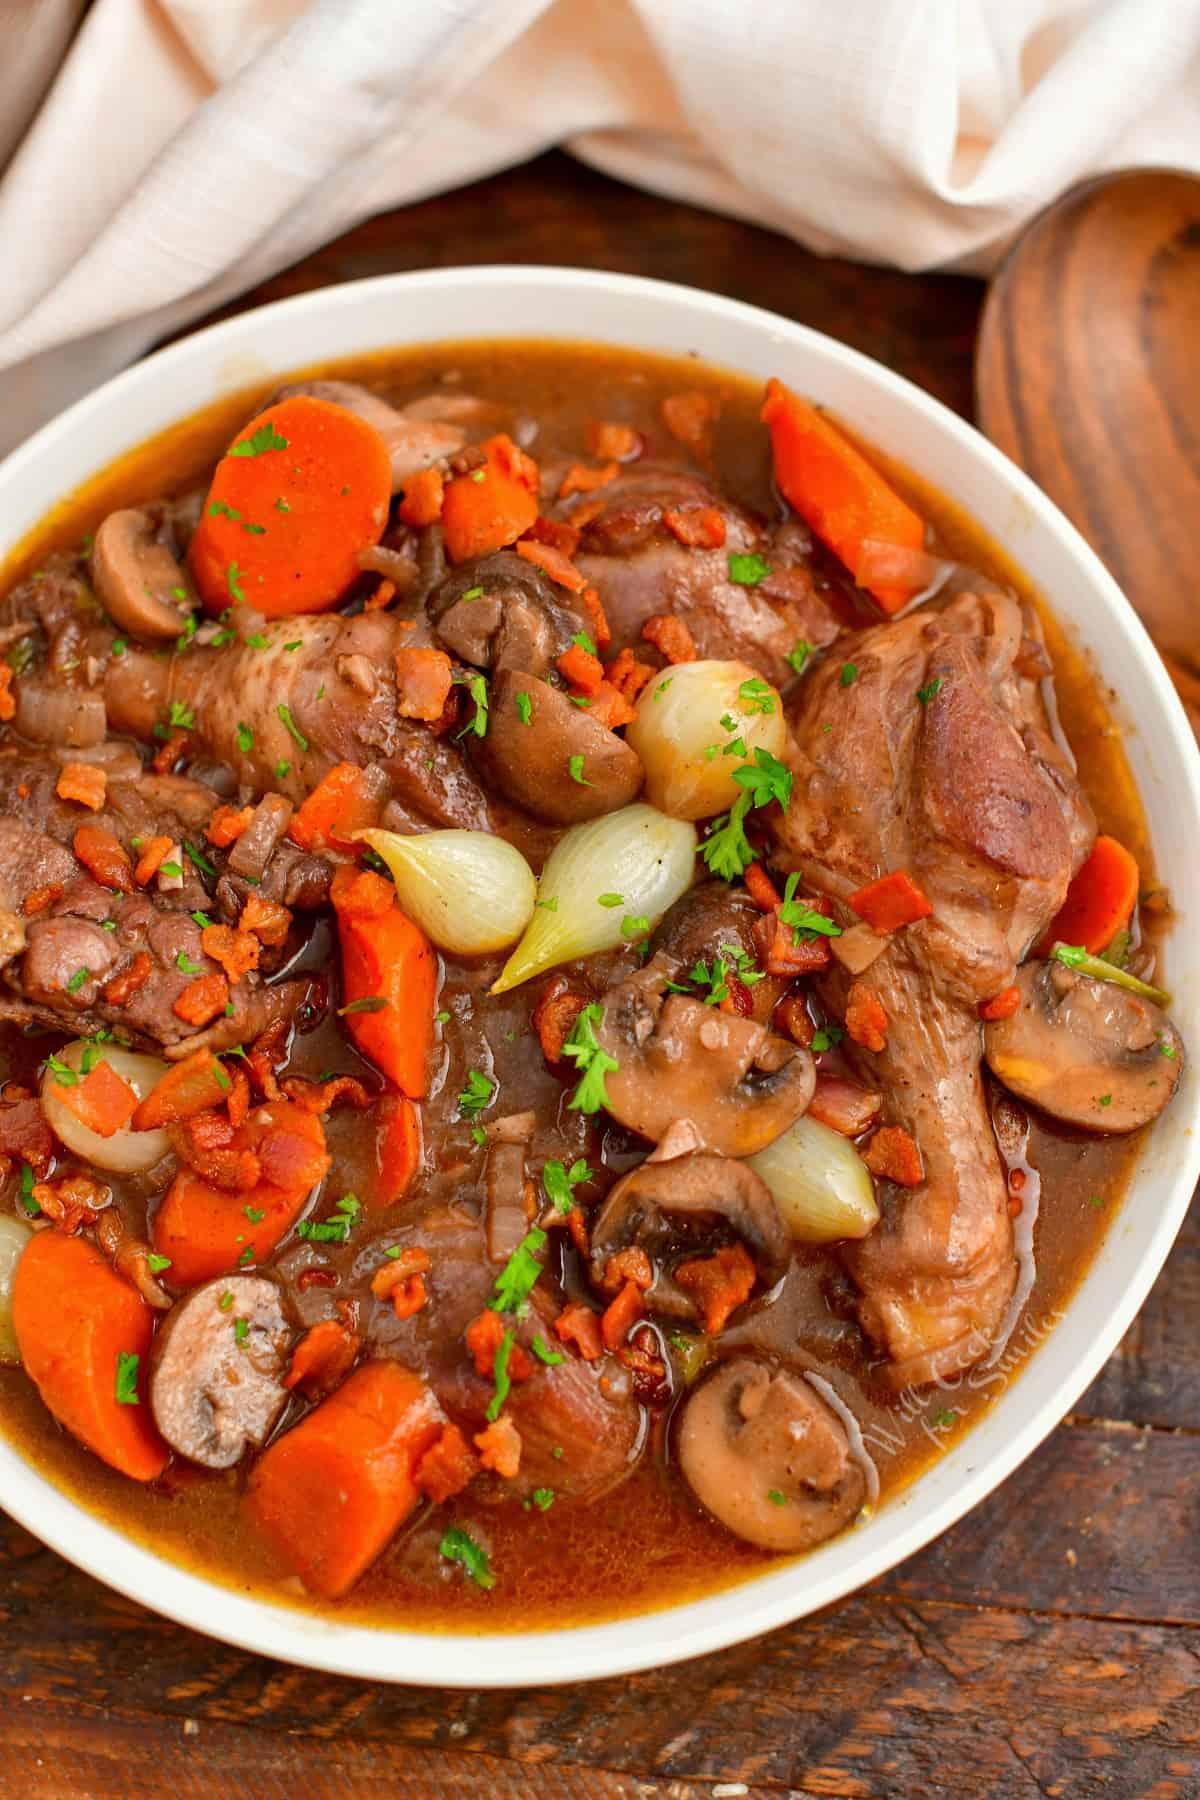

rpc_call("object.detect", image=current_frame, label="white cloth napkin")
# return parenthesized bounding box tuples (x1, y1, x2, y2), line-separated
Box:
(1, 0, 1198, 452)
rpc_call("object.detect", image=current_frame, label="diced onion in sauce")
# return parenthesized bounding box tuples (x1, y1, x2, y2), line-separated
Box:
(359, 828, 536, 957)
(40, 1041, 171, 1175)
(747, 1115, 879, 1243)
(625, 659, 787, 820)
(492, 803, 696, 993)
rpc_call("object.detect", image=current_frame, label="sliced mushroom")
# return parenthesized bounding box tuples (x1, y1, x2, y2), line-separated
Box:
(589, 1148, 789, 1323)
(652, 881, 786, 1024)
(149, 1275, 293, 1469)
(90, 509, 194, 642)
(429, 552, 587, 678)
(484, 1111, 536, 1264)
(594, 964, 814, 1154)
(472, 669, 644, 825)
(270, 379, 464, 489)
(677, 1357, 868, 1551)
(983, 959, 1184, 1132)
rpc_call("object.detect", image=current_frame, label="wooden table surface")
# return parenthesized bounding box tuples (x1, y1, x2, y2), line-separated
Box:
(2, 152, 1197, 1800)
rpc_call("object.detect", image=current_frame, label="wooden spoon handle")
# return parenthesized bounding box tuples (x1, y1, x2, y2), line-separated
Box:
(976, 169, 1200, 718)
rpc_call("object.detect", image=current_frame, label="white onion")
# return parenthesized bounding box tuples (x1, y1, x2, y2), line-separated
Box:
(0, 1215, 32, 1364)
(359, 828, 536, 956)
(40, 1040, 171, 1175)
(747, 1115, 879, 1244)
(625, 659, 787, 820)
(492, 804, 696, 994)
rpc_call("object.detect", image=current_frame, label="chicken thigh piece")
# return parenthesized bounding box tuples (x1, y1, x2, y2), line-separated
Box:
(771, 588, 1094, 1386)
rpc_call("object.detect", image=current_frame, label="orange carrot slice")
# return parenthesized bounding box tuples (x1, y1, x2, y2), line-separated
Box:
(1035, 835, 1140, 957)
(441, 434, 539, 564)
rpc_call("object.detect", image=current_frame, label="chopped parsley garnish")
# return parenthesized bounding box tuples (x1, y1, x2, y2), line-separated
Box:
(47, 1054, 78, 1087)
(159, 861, 183, 879)
(435, 1009, 452, 1025)
(536, 895, 559, 912)
(209, 500, 241, 520)
(810, 1024, 845, 1053)
(687, 945, 764, 1005)
(276, 703, 308, 751)
(571, 630, 597, 656)
(284, 640, 302, 654)
(728, 551, 771, 586)
(338, 994, 387, 1015)
(597, 893, 623, 908)
(66, 968, 90, 994)
(563, 1003, 619, 1115)
(274, 759, 291, 780)
(296, 1193, 361, 1245)
(100, 919, 118, 932)
(176, 951, 203, 975)
(737, 676, 775, 715)
(621, 914, 649, 938)
(114, 1352, 141, 1406)
(471, 1124, 487, 1146)
(244, 632, 270, 649)
(168, 699, 196, 730)
(458, 673, 488, 739)
(654, 678, 672, 700)
(147, 1252, 171, 1273)
(786, 640, 812, 676)
(234, 1317, 250, 1344)
(1159, 1037, 1177, 1059)
(461, 585, 484, 601)
(191, 910, 212, 929)
(766, 1488, 787, 1507)
(237, 1245, 255, 1267)
(932, 1408, 958, 1429)
(243, 1205, 265, 1223)
(218, 1291, 235, 1312)
(542, 1157, 591, 1214)
(515, 690, 532, 726)
(227, 563, 246, 603)
(779, 872, 842, 944)
(18, 1164, 39, 1217)
(439, 1525, 495, 1589)
(458, 1068, 495, 1116)
(176, 613, 197, 650)
(487, 1329, 516, 1422)
(210, 627, 236, 648)
(1097, 1093, 1113, 1108)
(916, 677, 944, 706)
(275, 497, 290, 514)
(491, 1227, 548, 1316)
(732, 746, 793, 811)
(1050, 941, 1170, 1006)
(567, 754, 590, 786)
(697, 795, 755, 880)
(235, 722, 254, 752)
(531, 1488, 555, 1512)
(230, 421, 288, 458)
(241, 522, 266, 537)
(183, 840, 217, 878)
(531, 1334, 565, 1367)
(79, 1043, 101, 1076)
(839, 662, 858, 687)
(110, 638, 128, 658)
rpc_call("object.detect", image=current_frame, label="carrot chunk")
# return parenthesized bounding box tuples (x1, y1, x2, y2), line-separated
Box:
(556, 642, 604, 693)
(289, 761, 381, 852)
(373, 1093, 422, 1210)
(133, 1049, 231, 1131)
(0, 666, 14, 721)
(332, 875, 435, 1099)
(73, 825, 132, 892)
(441, 434, 539, 564)
(674, 1243, 756, 1334)
(397, 465, 444, 527)
(847, 871, 933, 933)
(284, 1317, 361, 1398)
(205, 804, 253, 848)
(761, 378, 925, 613)
(188, 395, 392, 618)
(245, 1361, 443, 1597)
(744, 862, 782, 913)
(58, 1058, 139, 1140)
(12, 1232, 168, 1481)
(600, 1279, 644, 1352)
(1034, 835, 1140, 958)
(978, 985, 1021, 1022)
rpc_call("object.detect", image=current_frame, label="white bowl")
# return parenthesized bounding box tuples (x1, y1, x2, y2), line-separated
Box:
(1, 267, 1196, 1686)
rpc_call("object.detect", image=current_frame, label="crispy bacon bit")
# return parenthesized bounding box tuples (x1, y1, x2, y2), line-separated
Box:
(173, 972, 230, 1028)
(661, 390, 718, 455)
(847, 870, 933, 934)
(73, 824, 133, 892)
(579, 585, 611, 651)
(23, 883, 63, 917)
(370, 1246, 430, 1319)
(600, 1279, 644, 1351)
(363, 578, 397, 613)
(662, 505, 727, 550)
(56, 762, 107, 811)
(329, 864, 391, 918)
(586, 681, 637, 730)
(515, 536, 587, 593)
(979, 985, 1021, 1022)
(246, 1019, 289, 1101)
(58, 1059, 139, 1140)
(558, 460, 619, 500)
(774, 994, 814, 1046)
(641, 614, 696, 665)
(31, 1171, 111, 1235)
(604, 646, 656, 702)
(415, 1422, 479, 1503)
(94, 1210, 172, 1310)
(395, 647, 454, 723)
(674, 1242, 756, 1334)
(556, 642, 604, 695)
(554, 1301, 603, 1362)
(240, 891, 292, 948)
(226, 1063, 251, 1130)
(103, 951, 152, 1007)
(863, 1125, 924, 1187)
(397, 465, 445, 528)
(284, 1317, 361, 1397)
(525, 515, 581, 557)
(0, 1094, 53, 1170)
(464, 1308, 533, 1382)
(809, 1074, 882, 1137)
(474, 1414, 522, 1479)
(281, 1073, 373, 1115)
(0, 666, 15, 722)
(751, 910, 831, 978)
(845, 981, 888, 1052)
(744, 861, 782, 913)
(600, 1247, 653, 1293)
(201, 924, 260, 985)
(531, 976, 589, 1065)
(132, 835, 173, 886)
(171, 1113, 261, 1192)
(151, 730, 190, 775)
(619, 1324, 670, 1406)
(720, 974, 754, 1018)
(296, 1266, 338, 1293)
(586, 420, 642, 462)
(206, 804, 253, 848)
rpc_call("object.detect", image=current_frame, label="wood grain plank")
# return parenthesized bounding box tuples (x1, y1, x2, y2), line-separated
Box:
(1077, 1193, 1199, 1431)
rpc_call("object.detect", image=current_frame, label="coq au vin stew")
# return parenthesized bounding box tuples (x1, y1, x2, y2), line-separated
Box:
(0, 342, 1181, 1627)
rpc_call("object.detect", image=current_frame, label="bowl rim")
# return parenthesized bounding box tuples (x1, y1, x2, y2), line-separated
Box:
(0, 263, 1197, 1688)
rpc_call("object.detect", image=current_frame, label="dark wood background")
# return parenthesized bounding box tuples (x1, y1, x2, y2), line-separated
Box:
(2, 153, 1196, 1799)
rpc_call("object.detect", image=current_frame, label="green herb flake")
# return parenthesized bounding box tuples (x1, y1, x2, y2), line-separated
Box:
(47, 1053, 79, 1088)
(226, 562, 246, 604)
(230, 421, 289, 459)
(737, 675, 775, 715)
(66, 967, 90, 994)
(916, 677, 944, 707)
(491, 1227, 548, 1316)
(218, 1291, 235, 1312)
(18, 1164, 39, 1217)
(1051, 941, 1170, 1007)
(515, 691, 532, 726)
(731, 746, 793, 812)
(461, 585, 484, 601)
(276, 703, 309, 751)
(296, 1193, 361, 1246)
(697, 794, 755, 881)
(338, 994, 387, 1016)
(542, 1157, 591, 1215)
(597, 893, 623, 908)
(147, 1253, 172, 1273)
(458, 1068, 495, 1117)
(571, 630, 597, 656)
(209, 500, 241, 520)
(531, 1488, 555, 1512)
(487, 1329, 516, 1422)
(1097, 1093, 1113, 1108)
(244, 632, 270, 650)
(839, 662, 858, 688)
(439, 1525, 495, 1589)
(563, 1003, 619, 1115)
(236, 1246, 255, 1267)
(567, 753, 591, 787)
(243, 1205, 266, 1224)
(274, 759, 291, 781)
(786, 639, 812, 677)
(183, 840, 217, 878)
(168, 699, 196, 730)
(728, 551, 771, 586)
(176, 951, 203, 975)
(235, 722, 254, 753)
(810, 1024, 845, 1053)
(780, 872, 843, 944)
(435, 1010, 452, 1025)
(114, 1351, 141, 1406)
(536, 895, 559, 912)
(766, 1488, 788, 1507)
(932, 1408, 958, 1429)
(234, 1317, 250, 1344)
(531, 1334, 565, 1367)
(621, 914, 650, 939)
